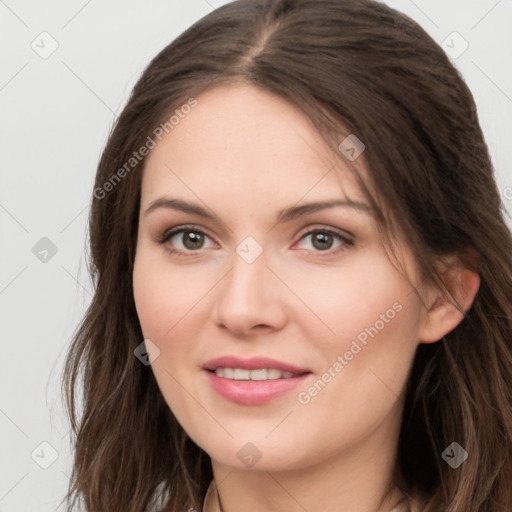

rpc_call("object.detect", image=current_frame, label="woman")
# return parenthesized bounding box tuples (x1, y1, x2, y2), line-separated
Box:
(61, 0, 512, 511)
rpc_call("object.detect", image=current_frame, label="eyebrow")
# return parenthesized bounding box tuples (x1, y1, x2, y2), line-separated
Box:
(143, 197, 373, 223)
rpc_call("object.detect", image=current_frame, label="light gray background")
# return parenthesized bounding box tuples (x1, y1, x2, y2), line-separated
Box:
(1, 1, 511, 510)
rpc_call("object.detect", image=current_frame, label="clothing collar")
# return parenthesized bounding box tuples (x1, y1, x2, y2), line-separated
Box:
(202, 480, 221, 512)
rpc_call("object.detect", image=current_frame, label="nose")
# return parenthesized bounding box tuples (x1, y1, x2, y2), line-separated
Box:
(213, 246, 287, 337)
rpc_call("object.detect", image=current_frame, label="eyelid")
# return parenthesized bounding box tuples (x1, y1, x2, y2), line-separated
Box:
(292, 226, 354, 255)
(294, 223, 355, 242)
(157, 224, 213, 243)
(157, 223, 355, 257)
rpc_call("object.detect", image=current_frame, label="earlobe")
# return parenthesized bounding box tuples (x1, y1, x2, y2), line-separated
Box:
(418, 266, 480, 344)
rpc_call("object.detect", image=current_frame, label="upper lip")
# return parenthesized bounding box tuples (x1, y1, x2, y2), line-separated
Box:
(202, 356, 311, 374)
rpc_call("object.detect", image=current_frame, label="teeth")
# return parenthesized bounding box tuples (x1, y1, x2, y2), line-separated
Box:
(248, 369, 267, 380)
(234, 368, 250, 380)
(267, 369, 283, 379)
(213, 368, 299, 380)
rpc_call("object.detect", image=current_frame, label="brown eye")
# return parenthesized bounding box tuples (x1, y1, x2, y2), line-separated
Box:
(157, 226, 216, 256)
(295, 228, 354, 255)
(180, 230, 205, 250)
(311, 232, 334, 250)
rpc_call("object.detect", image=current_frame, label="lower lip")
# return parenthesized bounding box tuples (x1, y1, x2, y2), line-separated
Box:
(203, 370, 311, 405)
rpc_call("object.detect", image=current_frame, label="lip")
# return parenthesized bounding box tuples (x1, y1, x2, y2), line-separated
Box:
(203, 370, 311, 405)
(201, 356, 312, 405)
(202, 356, 311, 374)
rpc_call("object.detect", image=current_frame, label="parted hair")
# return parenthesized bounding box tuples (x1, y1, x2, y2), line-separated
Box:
(61, 0, 512, 510)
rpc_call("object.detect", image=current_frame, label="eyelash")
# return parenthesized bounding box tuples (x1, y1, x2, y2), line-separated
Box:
(157, 224, 355, 258)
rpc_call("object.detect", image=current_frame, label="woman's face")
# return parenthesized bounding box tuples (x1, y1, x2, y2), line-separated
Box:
(133, 83, 430, 471)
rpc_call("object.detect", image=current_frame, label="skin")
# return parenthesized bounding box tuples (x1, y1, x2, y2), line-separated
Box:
(132, 83, 480, 512)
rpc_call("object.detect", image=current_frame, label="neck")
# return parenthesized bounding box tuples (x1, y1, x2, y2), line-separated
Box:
(205, 403, 406, 512)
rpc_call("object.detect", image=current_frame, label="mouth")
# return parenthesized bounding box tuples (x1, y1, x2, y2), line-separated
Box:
(206, 367, 310, 380)
(202, 355, 311, 375)
(202, 356, 313, 405)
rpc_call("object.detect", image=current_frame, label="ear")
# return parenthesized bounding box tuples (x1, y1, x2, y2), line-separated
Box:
(418, 251, 480, 344)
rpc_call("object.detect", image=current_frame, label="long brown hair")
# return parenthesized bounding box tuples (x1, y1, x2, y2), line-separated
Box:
(61, 0, 512, 510)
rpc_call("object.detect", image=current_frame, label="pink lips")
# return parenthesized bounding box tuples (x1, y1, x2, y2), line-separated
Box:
(202, 356, 311, 374)
(202, 356, 312, 405)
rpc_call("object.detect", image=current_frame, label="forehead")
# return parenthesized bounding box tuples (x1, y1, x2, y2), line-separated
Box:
(141, 83, 366, 208)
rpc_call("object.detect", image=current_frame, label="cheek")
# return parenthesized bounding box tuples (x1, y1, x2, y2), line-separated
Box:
(299, 290, 419, 414)
(133, 260, 169, 340)
(132, 254, 204, 420)
(132, 249, 205, 340)
(292, 257, 419, 409)
(288, 255, 410, 351)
